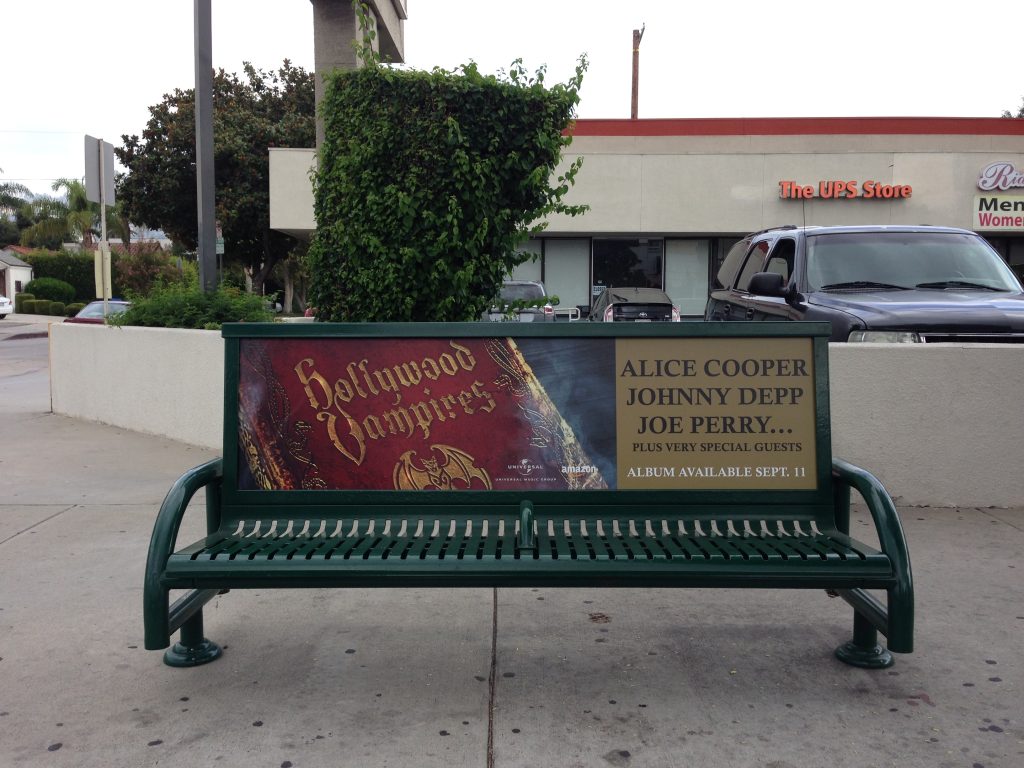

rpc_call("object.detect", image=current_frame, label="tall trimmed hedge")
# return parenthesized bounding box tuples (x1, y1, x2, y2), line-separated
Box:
(307, 53, 587, 322)
(23, 248, 186, 301)
(21, 251, 97, 301)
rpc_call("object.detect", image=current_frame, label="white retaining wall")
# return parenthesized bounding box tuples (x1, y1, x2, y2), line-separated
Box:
(49, 324, 1024, 507)
(50, 325, 224, 451)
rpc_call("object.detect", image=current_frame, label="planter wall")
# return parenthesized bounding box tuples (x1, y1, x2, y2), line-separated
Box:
(49, 324, 1024, 507)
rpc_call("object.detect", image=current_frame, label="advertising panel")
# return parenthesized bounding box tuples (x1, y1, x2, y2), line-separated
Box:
(237, 336, 817, 492)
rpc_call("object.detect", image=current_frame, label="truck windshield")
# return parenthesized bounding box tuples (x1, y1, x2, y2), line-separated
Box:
(805, 232, 1021, 292)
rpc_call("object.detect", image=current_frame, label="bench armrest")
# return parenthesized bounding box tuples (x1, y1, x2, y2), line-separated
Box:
(145, 459, 223, 582)
(831, 459, 909, 562)
(831, 458, 914, 653)
(144, 459, 223, 650)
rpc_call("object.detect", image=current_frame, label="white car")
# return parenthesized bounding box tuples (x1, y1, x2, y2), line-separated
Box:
(0, 295, 12, 319)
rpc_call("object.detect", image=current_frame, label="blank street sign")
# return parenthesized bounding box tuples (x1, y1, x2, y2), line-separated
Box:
(84, 135, 115, 205)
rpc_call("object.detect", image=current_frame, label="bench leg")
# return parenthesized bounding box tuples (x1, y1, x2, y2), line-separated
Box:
(835, 610, 893, 669)
(163, 610, 222, 667)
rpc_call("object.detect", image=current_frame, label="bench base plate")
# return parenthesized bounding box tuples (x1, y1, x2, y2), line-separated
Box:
(163, 638, 222, 668)
(834, 640, 893, 669)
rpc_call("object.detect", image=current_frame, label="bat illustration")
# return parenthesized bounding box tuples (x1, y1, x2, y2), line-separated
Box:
(393, 445, 492, 491)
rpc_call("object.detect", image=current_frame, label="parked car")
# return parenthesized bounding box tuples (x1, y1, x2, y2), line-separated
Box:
(484, 280, 558, 322)
(64, 300, 132, 325)
(588, 286, 681, 322)
(0, 295, 11, 319)
(705, 225, 1024, 342)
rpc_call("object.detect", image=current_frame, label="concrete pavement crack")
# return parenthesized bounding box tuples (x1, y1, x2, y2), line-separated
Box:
(486, 587, 497, 768)
(977, 507, 1024, 532)
(0, 505, 79, 546)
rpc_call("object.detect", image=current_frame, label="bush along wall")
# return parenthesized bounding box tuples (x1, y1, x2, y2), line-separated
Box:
(14, 293, 35, 313)
(307, 37, 587, 322)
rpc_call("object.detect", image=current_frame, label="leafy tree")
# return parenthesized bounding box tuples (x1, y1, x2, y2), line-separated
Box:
(1002, 98, 1024, 118)
(307, 11, 587, 322)
(116, 60, 315, 297)
(0, 217, 18, 248)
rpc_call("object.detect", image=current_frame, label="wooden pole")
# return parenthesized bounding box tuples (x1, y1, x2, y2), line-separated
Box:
(631, 24, 645, 120)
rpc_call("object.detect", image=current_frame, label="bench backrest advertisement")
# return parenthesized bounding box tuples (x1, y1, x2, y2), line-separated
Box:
(226, 326, 829, 499)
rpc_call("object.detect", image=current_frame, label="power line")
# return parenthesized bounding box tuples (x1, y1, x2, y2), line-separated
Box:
(0, 129, 85, 135)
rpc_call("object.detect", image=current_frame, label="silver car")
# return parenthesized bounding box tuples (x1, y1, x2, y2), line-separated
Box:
(484, 280, 558, 322)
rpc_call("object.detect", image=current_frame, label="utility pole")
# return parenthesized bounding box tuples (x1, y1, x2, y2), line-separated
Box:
(631, 24, 645, 120)
(195, 0, 217, 292)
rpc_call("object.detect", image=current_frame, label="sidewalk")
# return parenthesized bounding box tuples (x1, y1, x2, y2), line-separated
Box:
(1, 329, 1021, 767)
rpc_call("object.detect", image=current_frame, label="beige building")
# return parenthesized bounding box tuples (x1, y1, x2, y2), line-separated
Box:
(270, 116, 1024, 316)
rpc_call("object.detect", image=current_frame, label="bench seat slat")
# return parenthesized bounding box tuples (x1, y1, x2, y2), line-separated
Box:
(168, 515, 891, 585)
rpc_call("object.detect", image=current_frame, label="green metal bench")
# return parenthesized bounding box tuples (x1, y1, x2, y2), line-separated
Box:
(144, 321, 913, 668)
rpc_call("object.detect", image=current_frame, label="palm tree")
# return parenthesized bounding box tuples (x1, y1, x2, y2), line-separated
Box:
(0, 168, 30, 215)
(18, 178, 100, 250)
(18, 195, 70, 250)
(52, 178, 98, 248)
(107, 198, 132, 248)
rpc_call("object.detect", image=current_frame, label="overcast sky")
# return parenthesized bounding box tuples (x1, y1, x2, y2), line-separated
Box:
(2, 0, 1021, 197)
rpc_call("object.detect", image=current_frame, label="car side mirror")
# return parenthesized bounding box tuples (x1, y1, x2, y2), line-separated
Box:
(748, 272, 804, 306)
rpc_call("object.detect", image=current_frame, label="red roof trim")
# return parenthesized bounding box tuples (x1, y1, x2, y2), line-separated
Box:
(567, 117, 1024, 137)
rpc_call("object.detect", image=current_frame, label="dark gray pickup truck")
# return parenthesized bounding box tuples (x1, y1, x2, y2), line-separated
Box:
(705, 225, 1024, 342)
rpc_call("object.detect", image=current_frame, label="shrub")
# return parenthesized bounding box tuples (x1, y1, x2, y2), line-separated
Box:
(20, 299, 38, 314)
(49, 301, 66, 316)
(24, 277, 75, 304)
(33, 299, 53, 315)
(14, 293, 35, 313)
(113, 249, 186, 298)
(110, 284, 275, 330)
(66, 302, 86, 317)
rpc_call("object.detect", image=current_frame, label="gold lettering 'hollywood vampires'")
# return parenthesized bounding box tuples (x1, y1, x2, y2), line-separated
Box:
(292, 341, 495, 466)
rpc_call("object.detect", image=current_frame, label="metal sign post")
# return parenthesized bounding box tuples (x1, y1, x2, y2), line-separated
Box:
(195, 0, 217, 292)
(84, 135, 115, 316)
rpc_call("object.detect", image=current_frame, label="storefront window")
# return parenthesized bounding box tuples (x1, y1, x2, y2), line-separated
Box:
(592, 238, 664, 293)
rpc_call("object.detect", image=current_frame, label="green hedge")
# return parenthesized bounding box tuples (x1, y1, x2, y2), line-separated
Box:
(23, 248, 190, 302)
(32, 299, 53, 315)
(20, 299, 38, 314)
(21, 252, 96, 301)
(66, 302, 87, 317)
(307, 55, 587, 321)
(14, 293, 35, 313)
(49, 301, 66, 316)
